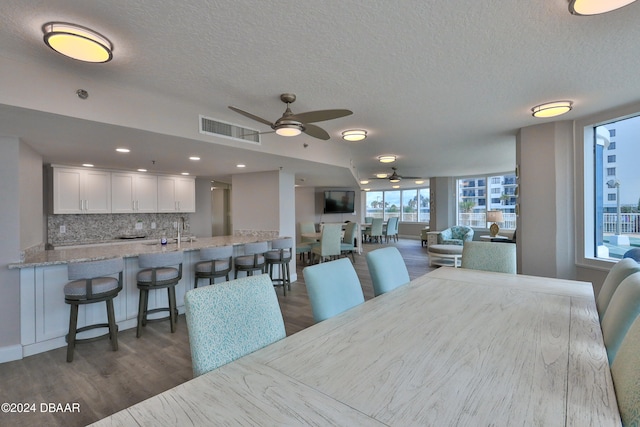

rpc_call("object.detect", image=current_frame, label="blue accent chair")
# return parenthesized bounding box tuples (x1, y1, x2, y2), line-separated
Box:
(601, 271, 640, 364)
(184, 274, 286, 377)
(437, 226, 474, 245)
(596, 257, 640, 319)
(611, 314, 640, 427)
(623, 247, 640, 262)
(303, 258, 365, 322)
(461, 241, 516, 274)
(366, 246, 410, 296)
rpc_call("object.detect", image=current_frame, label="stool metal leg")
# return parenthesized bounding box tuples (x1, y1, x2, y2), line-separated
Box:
(137, 288, 148, 338)
(106, 299, 118, 351)
(66, 303, 79, 363)
(168, 287, 177, 333)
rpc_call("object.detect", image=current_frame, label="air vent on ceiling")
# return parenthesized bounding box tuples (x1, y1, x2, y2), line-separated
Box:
(199, 115, 261, 145)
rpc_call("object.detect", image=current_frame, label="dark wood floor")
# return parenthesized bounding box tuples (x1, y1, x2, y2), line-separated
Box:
(0, 239, 433, 427)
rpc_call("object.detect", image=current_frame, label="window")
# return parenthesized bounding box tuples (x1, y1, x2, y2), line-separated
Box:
(608, 141, 616, 150)
(456, 173, 516, 230)
(582, 114, 640, 260)
(365, 186, 430, 223)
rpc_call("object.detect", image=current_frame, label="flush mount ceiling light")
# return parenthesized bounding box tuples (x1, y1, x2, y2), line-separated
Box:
(531, 101, 573, 118)
(378, 155, 397, 163)
(342, 129, 367, 142)
(42, 22, 113, 63)
(569, 0, 637, 15)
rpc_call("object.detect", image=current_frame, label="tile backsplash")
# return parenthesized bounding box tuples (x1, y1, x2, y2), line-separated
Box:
(48, 213, 191, 247)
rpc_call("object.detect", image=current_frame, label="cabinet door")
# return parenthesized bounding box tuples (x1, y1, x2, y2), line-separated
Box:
(83, 169, 111, 213)
(111, 172, 136, 213)
(135, 174, 158, 212)
(176, 177, 196, 212)
(157, 176, 178, 212)
(53, 168, 83, 213)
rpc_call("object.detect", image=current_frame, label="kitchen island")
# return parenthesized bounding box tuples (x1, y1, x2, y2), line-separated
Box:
(9, 235, 285, 359)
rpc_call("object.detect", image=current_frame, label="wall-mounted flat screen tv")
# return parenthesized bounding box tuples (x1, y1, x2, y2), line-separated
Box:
(324, 190, 355, 214)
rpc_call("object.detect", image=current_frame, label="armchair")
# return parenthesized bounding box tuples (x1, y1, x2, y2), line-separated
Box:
(437, 226, 474, 245)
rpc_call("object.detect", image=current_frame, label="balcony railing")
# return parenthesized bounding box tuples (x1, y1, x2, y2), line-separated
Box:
(458, 213, 517, 230)
(603, 213, 640, 234)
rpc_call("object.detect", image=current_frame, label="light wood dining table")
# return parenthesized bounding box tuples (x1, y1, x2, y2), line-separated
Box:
(90, 267, 621, 426)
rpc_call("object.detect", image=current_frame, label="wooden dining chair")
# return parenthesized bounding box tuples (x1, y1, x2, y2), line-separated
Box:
(366, 246, 410, 296)
(303, 258, 365, 322)
(600, 271, 640, 364)
(184, 274, 286, 377)
(596, 257, 640, 319)
(461, 241, 516, 274)
(610, 314, 640, 426)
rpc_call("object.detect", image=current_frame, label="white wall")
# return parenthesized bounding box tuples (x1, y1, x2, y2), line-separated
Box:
(190, 178, 214, 237)
(232, 171, 280, 233)
(19, 141, 43, 250)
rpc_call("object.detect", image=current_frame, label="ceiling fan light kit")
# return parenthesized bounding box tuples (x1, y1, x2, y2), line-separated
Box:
(42, 22, 113, 63)
(569, 0, 637, 15)
(531, 101, 573, 118)
(342, 129, 367, 141)
(378, 155, 396, 163)
(275, 124, 302, 137)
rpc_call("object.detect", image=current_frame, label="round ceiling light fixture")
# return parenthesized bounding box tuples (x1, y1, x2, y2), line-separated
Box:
(275, 123, 302, 137)
(43, 22, 113, 63)
(378, 155, 397, 163)
(569, 0, 637, 15)
(531, 101, 573, 118)
(342, 129, 367, 141)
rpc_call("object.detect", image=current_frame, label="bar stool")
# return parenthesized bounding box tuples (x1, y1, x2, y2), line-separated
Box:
(194, 245, 233, 288)
(234, 241, 268, 278)
(265, 238, 293, 295)
(64, 257, 124, 362)
(136, 250, 183, 338)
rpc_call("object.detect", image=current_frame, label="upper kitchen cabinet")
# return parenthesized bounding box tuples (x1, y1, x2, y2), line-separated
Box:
(157, 175, 196, 212)
(111, 172, 158, 213)
(52, 167, 111, 214)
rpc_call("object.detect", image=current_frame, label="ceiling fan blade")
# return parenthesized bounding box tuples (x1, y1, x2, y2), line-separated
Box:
(290, 109, 353, 124)
(228, 106, 274, 127)
(303, 124, 331, 140)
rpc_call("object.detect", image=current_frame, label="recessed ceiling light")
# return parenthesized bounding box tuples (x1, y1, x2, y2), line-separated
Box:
(189, 156, 200, 161)
(342, 130, 367, 142)
(181, 172, 189, 176)
(82, 163, 94, 167)
(569, 0, 637, 15)
(137, 168, 147, 172)
(378, 155, 397, 163)
(42, 22, 113, 63)
(236, 164, 246, 168)
(415, 180, 425, 184)
(116, 148, 130, 153)
(392, 185, 400, 189)
(364, 188, 371, 191)
(531, 101, 573, 118)
(376, 173, 388, 179)
(360, 180, 369, 184)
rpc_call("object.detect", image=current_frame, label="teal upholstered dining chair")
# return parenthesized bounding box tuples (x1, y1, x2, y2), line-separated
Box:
(303, 257, 365, 322)
(384, 216, 399, 243)
(364, 218, 384, 243)
(310, 223, 342, 263)
(184, 274, 286, 377)
(299, 222, 317, 244)
(610, 314, 640, 427)
(600, 271, 640, 364)
(366, 246, 410, 296)
(596, 257, 640, 320)
(437, 226, 474, 245)
(340, 222, 358, 262)
(461, 241, 517, 274)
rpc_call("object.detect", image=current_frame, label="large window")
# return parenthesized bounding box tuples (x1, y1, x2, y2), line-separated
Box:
(585, 115, 640, 260)
(365, 187, 430, 223)
(456, 173, 516, 230)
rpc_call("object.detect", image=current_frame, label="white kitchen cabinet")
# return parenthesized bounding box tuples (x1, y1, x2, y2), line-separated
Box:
(53, 167, 111, 214)
(111, 172, 158, 213)
(157, 175, 196, 212)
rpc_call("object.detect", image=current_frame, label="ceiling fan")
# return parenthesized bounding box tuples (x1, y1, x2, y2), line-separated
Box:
(228, 93, 352, 140)
(372, 167, 424, 183)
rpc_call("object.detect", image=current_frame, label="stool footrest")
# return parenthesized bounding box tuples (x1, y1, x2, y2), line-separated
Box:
(66, 323, 118, 344)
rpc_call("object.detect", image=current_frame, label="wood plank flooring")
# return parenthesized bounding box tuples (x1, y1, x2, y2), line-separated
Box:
(0, 239, 433, 427)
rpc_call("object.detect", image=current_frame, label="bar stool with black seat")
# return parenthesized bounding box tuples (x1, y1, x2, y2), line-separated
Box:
(194, 245, 233, 288)
(265, 238, 293, 295)
(234, 241, 268, 279)
(136, 250, 183, 338)
(64, 257, 124, 362)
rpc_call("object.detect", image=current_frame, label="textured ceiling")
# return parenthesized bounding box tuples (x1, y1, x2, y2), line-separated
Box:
(1, 0, 640, 189)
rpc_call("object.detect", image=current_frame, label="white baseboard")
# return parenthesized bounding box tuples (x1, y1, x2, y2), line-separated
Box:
(0, 344, 24, 363)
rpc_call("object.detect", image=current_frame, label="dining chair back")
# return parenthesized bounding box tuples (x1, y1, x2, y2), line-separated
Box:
(300, 222, 317, 243)
(365, 218, 384, 243)
(184, 274, 286, 377)
(461, 241, 516, 274)
(303, 257, 365, 322)
(311, 223, 342, 263)
(596, 257, 640, 319)
(600, 271, 640, 364)
(610, 314, 640, 426)
(384, 216, 399, 243)
(340, 222, 358, 262)
(366, 246, 410, 296)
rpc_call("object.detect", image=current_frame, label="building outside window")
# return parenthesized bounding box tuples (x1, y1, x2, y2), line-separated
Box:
(456, 173, 516, 230)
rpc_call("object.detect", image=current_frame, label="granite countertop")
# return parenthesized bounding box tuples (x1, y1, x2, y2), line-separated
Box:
(9, 236, 281, 269)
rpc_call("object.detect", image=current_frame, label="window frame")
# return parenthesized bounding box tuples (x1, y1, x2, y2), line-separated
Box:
(364, 186, 430, 223)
